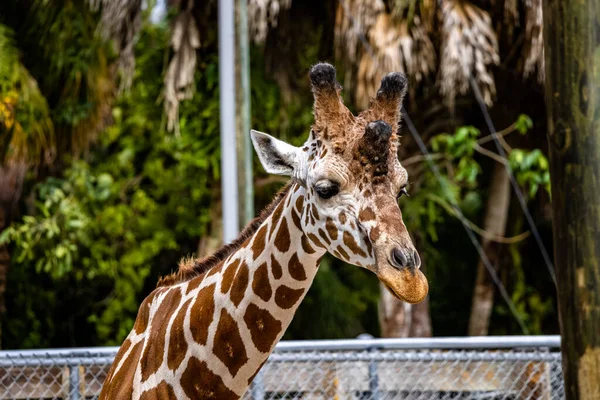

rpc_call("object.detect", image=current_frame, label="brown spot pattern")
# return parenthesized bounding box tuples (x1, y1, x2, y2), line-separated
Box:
(252, 263, 272, 301)
(133, 289, 161, 334)
(214, 309, 249, 377)
(274, 220, 291, 252)
(252, 225, 268, 259)
(99, 340, 143, 400)
(180, 357, 238, 399)
(186, 274, 205, 294)
(275, 285, 305, 309)
(308, 233, 326, 249)
(288, 253, 307, 281)
(365, 237, 374, 257)
(221, 259, 241, 294)
(271, 255, 283, 279)
(301, 235, 315, 254)
(206, 262, 223, 278)
(190, 283, 216, 345)
(370, 227, 381, 242)
(140, 289, 182, 381)
(318, 228, 331, 245)
(343, 231, 367, 257)
(244, 303, 282, 353)
(325, 218, 338, 240)
(339, 212, 347, 224)
(359, 207, 376, 221)
(311, 204, 320, 220)
(231, 262, 250, 307)
(269, 200, 285, 239)
(337, 246, 350, 259)
(295, 195, 304, 212)
(291, 210, 302, 230)
(167, 298, 193, 370)
(101, 338, 131, 390)
(139, 381, 177, 400)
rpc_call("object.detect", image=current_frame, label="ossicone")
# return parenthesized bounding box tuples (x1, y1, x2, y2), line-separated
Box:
(309, 62, 353, 134)
(368, 72, 409, 131)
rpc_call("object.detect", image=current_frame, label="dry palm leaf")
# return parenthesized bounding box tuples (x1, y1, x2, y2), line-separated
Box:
(248, 0, 292, 43)
(356, 13, 436, 109)
(522, 0, 544, 82)
(164, 3, 201, 133)
(335, 0, 385, 64)
(502, 0, 519, 40)
(89, 0, 142, 91)
(439, 0, 499, 109)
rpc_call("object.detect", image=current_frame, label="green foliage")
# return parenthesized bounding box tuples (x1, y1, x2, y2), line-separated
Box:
(2, 16, 377, 346)
(0, 24, 53, 163)
(509, 149, 551, 198)
(514, 114, 533, 134)
(285, 256, 381, 339)
(0, 3, 558, 347)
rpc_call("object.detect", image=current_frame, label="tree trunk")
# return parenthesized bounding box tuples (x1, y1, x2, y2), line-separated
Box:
(0, 163, 27, 348)
(379, 251, 432, 338)
(379, 282, 411, 337)
(467, 162, 511, 336)
(543, 1, 600, 398)
(378, 285, 432, 337)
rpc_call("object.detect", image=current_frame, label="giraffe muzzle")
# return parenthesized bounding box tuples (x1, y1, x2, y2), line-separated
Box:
(372, 244, 428, 304)
(390, 247, 421, 270)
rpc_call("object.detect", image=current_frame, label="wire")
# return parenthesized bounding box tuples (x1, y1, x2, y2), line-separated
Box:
(403, 110, 529, 334)
(337, 0, 529, 334)
(468, 76, 556, 285)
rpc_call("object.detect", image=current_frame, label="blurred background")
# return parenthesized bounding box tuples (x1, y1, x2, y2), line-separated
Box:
(0, 0, 556, 350)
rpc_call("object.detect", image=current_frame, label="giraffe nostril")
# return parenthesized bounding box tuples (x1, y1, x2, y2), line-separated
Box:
(391, 248, 408, 269)
(413, 249, 421, 269)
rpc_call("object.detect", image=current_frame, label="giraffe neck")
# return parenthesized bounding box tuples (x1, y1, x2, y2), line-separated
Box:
(202, 183, 325, 393)
(131, 183, 325, 399)
(101, 184, 326, 400)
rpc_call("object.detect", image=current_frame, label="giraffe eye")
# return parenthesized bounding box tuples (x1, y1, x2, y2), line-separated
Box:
(397, 186, 409, 199)
(315, 182, 340, 199)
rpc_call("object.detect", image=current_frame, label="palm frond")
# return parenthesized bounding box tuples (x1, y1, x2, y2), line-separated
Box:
(0, 24, 54, 165)
(89, 0, 143, 91)
(335, 0, 385, 64)
(439, 0, 499, 109)
(248, 0, 292, 43)
(164, 3, 201, 132)
(31, 0, 114, 155)
(522, 0, 544, 83)
(356, 13, 436, 109)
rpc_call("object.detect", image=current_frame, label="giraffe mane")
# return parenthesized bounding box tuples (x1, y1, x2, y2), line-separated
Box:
(157, 182, 294, 287)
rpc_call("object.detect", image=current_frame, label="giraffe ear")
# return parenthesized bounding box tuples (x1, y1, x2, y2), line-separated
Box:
(251, 130, 301, 176)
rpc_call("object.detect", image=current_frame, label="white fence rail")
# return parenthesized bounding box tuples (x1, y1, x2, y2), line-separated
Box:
(0, 336, 564, 399)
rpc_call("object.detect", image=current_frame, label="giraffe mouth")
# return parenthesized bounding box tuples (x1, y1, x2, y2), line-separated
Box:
(377, 265, 428, 304)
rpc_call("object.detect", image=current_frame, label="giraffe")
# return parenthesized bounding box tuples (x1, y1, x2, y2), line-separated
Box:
(99, 63, 428, 400)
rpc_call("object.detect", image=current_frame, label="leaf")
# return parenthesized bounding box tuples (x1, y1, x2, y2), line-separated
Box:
(515, 114, 533, 134)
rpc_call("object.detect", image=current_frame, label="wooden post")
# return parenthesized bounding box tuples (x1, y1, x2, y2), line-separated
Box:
(543, 1, 600, 399)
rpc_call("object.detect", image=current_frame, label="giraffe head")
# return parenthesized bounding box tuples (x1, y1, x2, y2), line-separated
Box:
(251, 63, 428, 304)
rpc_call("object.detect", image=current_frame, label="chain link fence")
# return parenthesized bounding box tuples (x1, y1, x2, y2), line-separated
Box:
(0, 336, 564, 399)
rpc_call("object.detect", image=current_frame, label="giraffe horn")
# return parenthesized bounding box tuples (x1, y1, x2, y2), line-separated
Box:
(309, 63, 353, 137)
(358, 120, 392, 176)
(368, 72, 408, 132)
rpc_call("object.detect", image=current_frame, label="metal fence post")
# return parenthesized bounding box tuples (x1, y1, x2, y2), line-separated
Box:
(249, 368, 265, 400)
(359, 334, 380, 400)
(68, 362, 80, 400)
(368, 348, 380, 400)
